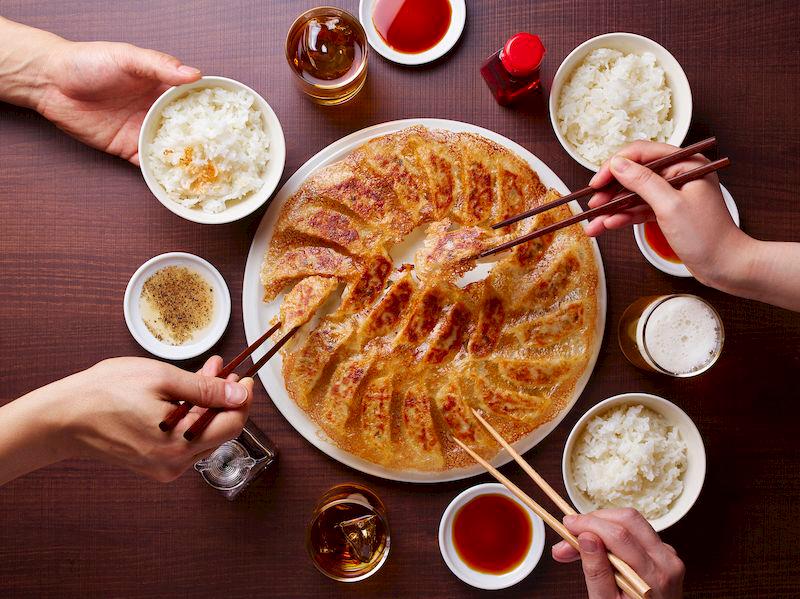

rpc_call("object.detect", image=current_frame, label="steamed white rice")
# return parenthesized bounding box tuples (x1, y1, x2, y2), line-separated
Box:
(148, 87, 270, 213)
(571, 404, 687, 520)
(557, 48, 674, 166)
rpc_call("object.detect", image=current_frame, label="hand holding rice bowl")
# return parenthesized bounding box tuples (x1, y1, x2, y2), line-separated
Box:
(549, 33, 691, 172)
(562, 393, 705, 532)
(139, 76, 286, 224)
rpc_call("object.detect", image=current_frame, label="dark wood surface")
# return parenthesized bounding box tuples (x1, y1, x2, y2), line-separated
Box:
(1, 1, 799, 597)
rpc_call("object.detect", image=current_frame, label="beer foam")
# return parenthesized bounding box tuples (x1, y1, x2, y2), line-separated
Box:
(644, 296, 721, 374)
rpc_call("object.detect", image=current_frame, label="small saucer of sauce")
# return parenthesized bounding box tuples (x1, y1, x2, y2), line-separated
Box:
(359, 0, 466, 65)
(439, 483, 545, 590)
(453, 493, 532, 574)
(372, 0, 451, 54)
(124, 252, 231, 360)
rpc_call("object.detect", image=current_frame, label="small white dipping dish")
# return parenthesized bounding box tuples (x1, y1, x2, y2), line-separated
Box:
(562, 393, 706, 532)
(549, 32, 692, 172)
(358, 0, 466, 66)
(634, 183, 740, 277)
(438, 483, 545, 590)
(138, 76, 286, 225)
(124, 252, 231, 360)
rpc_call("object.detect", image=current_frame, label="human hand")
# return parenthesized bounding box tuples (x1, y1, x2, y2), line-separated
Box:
(55, 356, 252, 482)
(552, 509, 684, 599)
(583, 141, 751, 288)
(35, 40, 201, 165)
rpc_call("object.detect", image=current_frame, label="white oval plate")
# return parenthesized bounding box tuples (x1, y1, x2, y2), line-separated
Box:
(358, 0, 466, 66)
(633, 183, 740, 277)
(438, 483, 546, 589)
(242, 118, 607, 482)
(124, 252, 231, 360)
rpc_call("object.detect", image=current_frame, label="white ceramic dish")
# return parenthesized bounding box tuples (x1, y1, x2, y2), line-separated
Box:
(562, 393, 706, 532)
(123, 252, 231, 360)
(634, 183, 740, 277)
(242, 118, 607, 482)
(358, 0, 466, 66)
(549, 32, 692, 172)
(438, 483, 545, 590)
(138, 76, 286, 225)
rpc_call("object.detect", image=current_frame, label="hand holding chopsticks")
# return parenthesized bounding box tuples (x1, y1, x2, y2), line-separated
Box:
(482, 138, 728, 259)
(159, 323, 297, 441)
(455, 409, 655, 599)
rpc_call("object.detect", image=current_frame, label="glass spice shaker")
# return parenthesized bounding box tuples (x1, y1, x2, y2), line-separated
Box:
(480, 33, 546, 106)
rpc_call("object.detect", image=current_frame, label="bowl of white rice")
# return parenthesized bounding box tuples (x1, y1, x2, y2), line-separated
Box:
(549, 33, 692, 171)
(562, 393, 705, 532)
(139, 76, 286, 224)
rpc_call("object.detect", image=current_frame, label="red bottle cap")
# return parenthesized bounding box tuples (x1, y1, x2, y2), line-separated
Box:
(500, 33, 546, 77)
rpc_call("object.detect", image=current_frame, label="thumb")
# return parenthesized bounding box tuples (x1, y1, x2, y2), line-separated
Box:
(609, 155, 680, 213)
(162, 369, 250, 409)
(114, 44, 201, 85)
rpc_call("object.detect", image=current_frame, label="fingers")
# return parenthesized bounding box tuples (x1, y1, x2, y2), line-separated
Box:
(113, 43, 201, 85)
(187, 377, 253, 449)
(552, 539, 580, 563)
(576, 533, 619, 599)
(564, 513, 656, 580)
(161, 365, 250, 409)
(589, 141, 681, 190)
(200, 355, 224, 377)
(605, 156, 681, 215)
(584, 207, 653, 237)
(588, 509, 685, 575)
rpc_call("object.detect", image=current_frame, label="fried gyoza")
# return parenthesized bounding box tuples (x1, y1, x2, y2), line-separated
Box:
(261, 126, 599, 471)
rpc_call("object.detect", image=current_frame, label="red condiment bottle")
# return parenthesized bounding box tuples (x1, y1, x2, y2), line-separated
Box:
(481, 33, 546, 106)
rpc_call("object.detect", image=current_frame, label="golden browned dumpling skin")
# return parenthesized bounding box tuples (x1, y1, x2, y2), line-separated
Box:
(279, 275, 338, 331)
(261, 126, 600, 471)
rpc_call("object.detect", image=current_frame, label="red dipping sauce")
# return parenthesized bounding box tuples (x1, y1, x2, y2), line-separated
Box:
(644, 221, 682, 263)
(452, 493, 532, 574)
(372, 0, 452, 54)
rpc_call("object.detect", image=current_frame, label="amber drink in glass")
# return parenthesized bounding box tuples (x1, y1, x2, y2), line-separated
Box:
(286, 7, 368, 105)
(306, 483, 390, 582)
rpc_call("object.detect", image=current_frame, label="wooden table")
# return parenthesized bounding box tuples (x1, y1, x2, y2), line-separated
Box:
(1, 1, 798, 597)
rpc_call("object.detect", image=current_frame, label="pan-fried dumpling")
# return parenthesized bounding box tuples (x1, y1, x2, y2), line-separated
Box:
(263, 126, 600, 471)
(401, 386, 445, 469)
(279, 276, 338, 331)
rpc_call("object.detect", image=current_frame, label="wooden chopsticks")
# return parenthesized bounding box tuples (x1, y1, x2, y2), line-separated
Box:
(158, 323, 297, 441)
(481, 142, 729, 259)
(492, 137, 717, 230)
(454, 409, 653, 599)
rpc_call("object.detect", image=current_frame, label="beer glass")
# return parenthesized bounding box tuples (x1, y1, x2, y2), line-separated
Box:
(618, 294, 724, 377)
